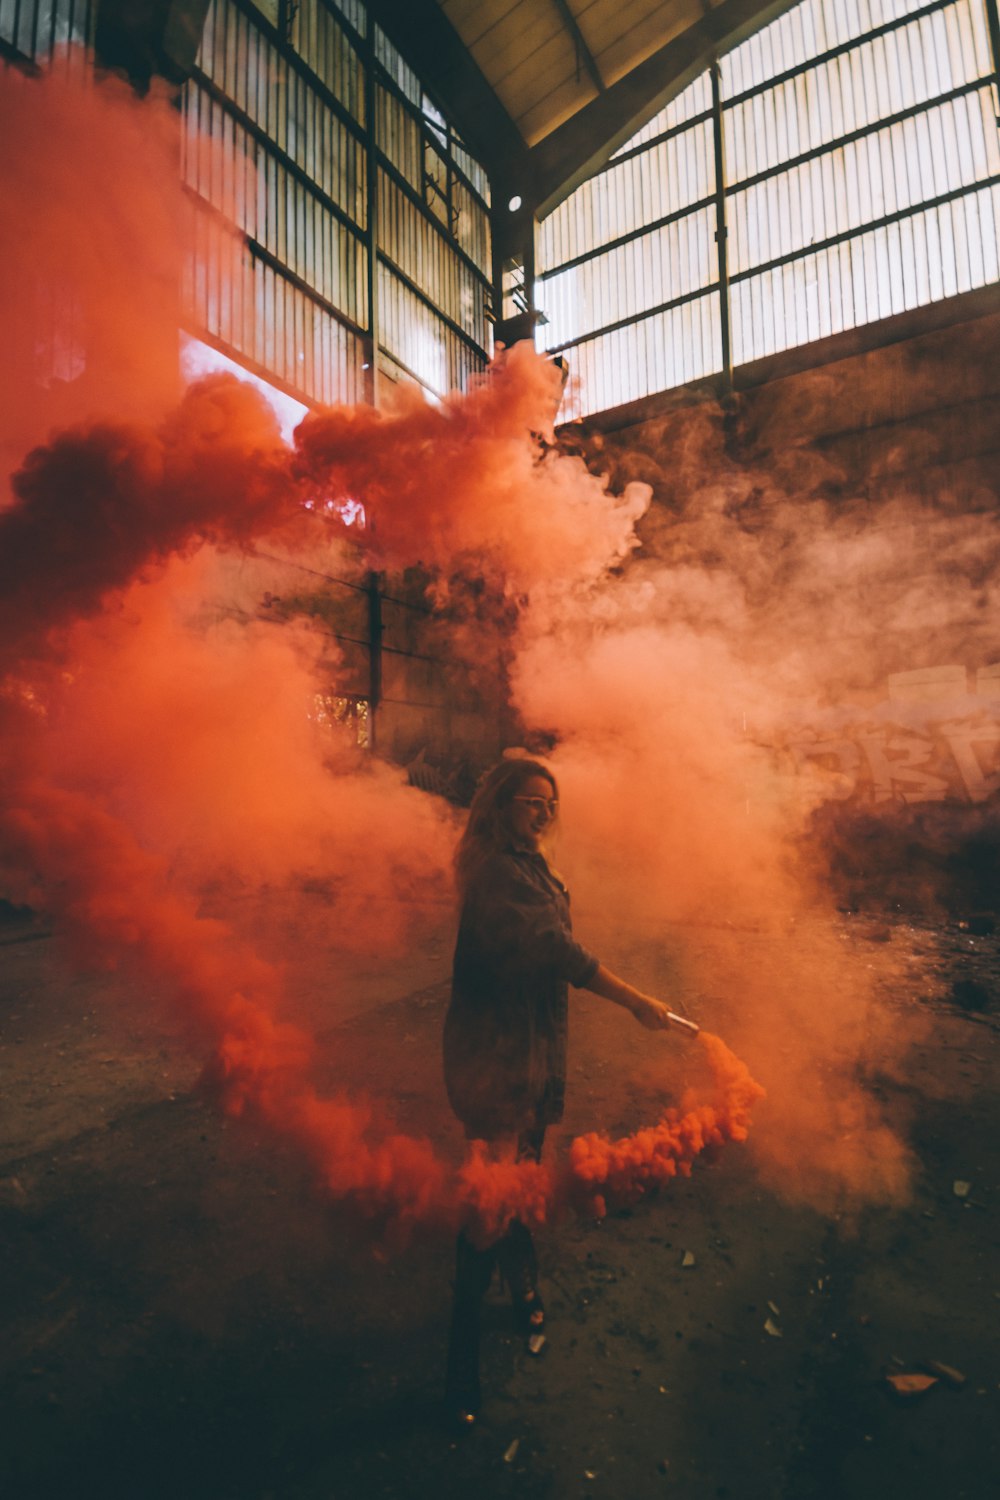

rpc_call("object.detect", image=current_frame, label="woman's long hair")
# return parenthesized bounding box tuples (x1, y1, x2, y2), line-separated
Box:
(454, 758, 558, 896)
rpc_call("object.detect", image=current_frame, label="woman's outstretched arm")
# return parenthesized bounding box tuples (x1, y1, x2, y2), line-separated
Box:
(583, 964, 699, 1034)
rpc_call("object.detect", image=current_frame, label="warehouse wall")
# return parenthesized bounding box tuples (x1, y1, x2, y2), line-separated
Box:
(563, 295, 1000, 909)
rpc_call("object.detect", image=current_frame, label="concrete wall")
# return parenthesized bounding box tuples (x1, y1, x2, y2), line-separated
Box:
(736, 309, 1000, 515)
(567, 295, 1000, 518)
(559, 297, 1000, 911)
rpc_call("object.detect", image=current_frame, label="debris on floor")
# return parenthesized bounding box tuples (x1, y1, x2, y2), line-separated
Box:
(886, 1372, 938, 1399)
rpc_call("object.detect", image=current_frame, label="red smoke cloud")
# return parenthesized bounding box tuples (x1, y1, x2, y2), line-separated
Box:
(16, 60, 942, 1245)
(567, 1033, 765, 1220)
(0, 737, 760, 1244)
(459, 1032, 765, 1240)
(0, 411, 765, 1240)
(0, 378, 302, 670)
(0, 64, 185, 490)
(294, 348, 649, 597)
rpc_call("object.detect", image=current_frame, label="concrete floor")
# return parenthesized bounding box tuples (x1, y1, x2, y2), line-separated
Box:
(1, 898, 998, 1500)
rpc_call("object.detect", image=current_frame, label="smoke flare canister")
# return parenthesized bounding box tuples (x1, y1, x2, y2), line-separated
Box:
(667, 1012, 699, 1034)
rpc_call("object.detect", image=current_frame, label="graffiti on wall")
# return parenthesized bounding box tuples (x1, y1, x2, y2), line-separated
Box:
(784, 665, 1000, 807)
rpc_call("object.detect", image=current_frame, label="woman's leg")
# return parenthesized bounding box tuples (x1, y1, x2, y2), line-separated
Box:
(445, 1124, 547, 1422)
(516, 1123, 546, 1164)
(444, 1230, 497, 1424)
(497, 1123, 547, 1336)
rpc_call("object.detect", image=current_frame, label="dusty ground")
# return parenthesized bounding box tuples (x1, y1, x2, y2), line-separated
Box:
(1, 895, 998, 1500)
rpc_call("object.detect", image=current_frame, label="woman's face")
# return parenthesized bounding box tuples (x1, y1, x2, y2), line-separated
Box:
(507, 774, 558, 851)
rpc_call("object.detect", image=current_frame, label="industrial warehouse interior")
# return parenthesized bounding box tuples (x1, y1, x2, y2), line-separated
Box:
(2, 0, 999, 1495)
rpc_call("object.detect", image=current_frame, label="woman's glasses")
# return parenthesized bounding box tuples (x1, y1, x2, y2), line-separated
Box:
(512, 796, 559, 818)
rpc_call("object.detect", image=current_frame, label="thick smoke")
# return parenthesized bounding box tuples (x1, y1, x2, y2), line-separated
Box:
(24, 46, 1000, 1226)
(1, 62, 762, 1243)
(0, 64, 185, 492)
(293, 350, 648, 594)
(503, 567, 913, 1208)
(529, 398, 1000, 1205)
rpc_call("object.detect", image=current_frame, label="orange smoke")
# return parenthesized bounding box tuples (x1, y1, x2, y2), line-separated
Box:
(203, 1006, 765, 1243)
(0, 377, 301, 671)
(294, 345, 650, 595)
(2, 62, 919, 1248)
(0, 64, 185, 489)
(456, 1033, 765, 1241)
(566, 1033, 765, 1219)
(457, 1149, 556, 1246)
(2, 765, 764, 1242)
(0, 768, 450, 1236)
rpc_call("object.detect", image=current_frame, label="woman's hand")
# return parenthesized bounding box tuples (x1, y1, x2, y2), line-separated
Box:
(630, 994, 675, 1030)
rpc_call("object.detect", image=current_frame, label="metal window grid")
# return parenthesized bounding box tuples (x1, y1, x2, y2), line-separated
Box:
(181, 0, 493, 408)
(538, 0, 1000, 421)
(1, 0, 91, 67)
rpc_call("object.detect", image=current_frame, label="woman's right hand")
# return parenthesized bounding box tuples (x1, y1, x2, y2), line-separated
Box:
(630, 994, 675, 1030)
(631, 995, 700, 1034)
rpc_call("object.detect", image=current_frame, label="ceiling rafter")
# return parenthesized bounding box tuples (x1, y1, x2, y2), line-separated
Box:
(529, 0, 798, 215)
(550, 0, 606, 94)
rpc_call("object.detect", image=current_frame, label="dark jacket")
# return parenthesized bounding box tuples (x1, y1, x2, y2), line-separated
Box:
(444, 845, 599, 1138)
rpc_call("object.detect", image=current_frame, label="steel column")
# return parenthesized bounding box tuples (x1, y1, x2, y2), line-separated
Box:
(710, 60, 733, 391)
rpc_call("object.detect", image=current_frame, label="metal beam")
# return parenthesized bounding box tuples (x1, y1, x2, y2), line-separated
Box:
(550, 0, 605, 95)
(95, 0, 211, 88)
(709, 60, 731, 391)
(530, 0, 800, 217)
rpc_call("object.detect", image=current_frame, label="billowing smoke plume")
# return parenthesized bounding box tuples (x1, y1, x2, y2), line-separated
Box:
(22, 46, 1000, 1226)
(1, 61, 763, 1243)
(0, 63, 185, 491)
(292, 368, 959, 1210)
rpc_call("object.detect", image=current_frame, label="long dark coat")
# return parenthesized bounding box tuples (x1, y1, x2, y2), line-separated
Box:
(443, 845, 598, 1139)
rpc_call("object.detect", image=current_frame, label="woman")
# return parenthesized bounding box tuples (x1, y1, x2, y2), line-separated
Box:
(443, 757, 695, 1426)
